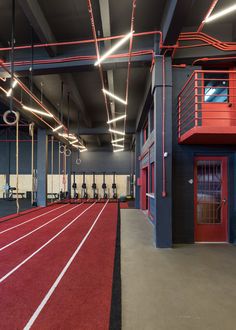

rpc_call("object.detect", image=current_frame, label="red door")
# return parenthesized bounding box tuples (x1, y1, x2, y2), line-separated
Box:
(141, 167, 148, 210)
(194, 157, 228, 242)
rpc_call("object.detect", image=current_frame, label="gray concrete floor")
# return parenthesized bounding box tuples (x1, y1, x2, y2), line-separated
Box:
(121, 209, 236, 330)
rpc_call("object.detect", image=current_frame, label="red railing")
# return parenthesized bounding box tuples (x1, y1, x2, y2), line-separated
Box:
(177, 70, 236, 139)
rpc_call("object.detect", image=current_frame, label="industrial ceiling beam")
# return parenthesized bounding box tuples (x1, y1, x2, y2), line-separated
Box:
(160, 0, 197, 50)
(62, 73, 92, 127)
(17, 0, 92, 128)
(17, 0, 57, 56)
(99, 0, 116, 127)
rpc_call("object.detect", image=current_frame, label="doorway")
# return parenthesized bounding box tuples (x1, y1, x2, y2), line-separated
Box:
(194, 157, 228, 242)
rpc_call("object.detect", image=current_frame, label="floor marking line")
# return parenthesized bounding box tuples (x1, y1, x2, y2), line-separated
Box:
(0, 204, 83, 252)
(0, 204, 68, 235)
(23, 200, 109, 330)
(0, 202, 96, 284)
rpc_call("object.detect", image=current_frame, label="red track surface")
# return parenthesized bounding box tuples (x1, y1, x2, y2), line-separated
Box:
(0, 201, 118, 329)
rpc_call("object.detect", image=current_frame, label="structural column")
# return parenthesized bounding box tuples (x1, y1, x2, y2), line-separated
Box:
(67, 152, 72, 198)
(152, 56, 172, 248)
(37, 128, 48, 206)
(135, 131, 141, 208)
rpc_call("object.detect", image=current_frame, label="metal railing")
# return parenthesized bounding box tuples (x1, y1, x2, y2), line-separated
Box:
(177, 70, 236, 139)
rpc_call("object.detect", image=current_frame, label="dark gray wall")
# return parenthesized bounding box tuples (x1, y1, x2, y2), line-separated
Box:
(0, 137, 133, 175)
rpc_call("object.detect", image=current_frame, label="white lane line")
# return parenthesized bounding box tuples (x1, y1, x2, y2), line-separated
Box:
(0, 204, 68, 235)
(23, 200, 109, 330)
(0, 202, 96, 284)
(0, 204, 83, 252)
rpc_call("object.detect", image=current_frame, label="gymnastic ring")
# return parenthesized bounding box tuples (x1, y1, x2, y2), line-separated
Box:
(3, 110, 20, 126)
(59, 145, 66, 154)
(75, 158, 81, 165)
(65, 148, 71, 157)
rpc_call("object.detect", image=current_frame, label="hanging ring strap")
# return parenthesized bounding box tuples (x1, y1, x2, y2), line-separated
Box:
(30, 122, 35, 205)
(16, 117, 19, 213)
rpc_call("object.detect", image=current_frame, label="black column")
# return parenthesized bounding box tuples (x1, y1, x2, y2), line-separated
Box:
(152, 56, 172, 248)
(37, 128, 48, 206)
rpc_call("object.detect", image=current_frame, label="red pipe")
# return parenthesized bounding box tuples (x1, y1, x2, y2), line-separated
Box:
(162, 56, 166, 197)
(197, 0, 219, 32)
(0, 62, 66, 132)
(3, 50, 154, 68)
(0, 31, 162, 52)
(0, 86, 55, 130)
(192, 56, 236, 65)
(124, 0, 136, 133)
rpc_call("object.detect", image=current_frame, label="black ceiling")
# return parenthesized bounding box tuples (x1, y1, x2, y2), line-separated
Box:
(0, 0, 235, 150)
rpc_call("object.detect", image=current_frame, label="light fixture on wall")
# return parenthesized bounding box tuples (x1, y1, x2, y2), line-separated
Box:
(94, 31, 133, 66)
(109, 128, 125, 136)
(107, 114, 126, 124)
(203, 4, 236, 22)
(102, 89, 127, 105)
(22, 105, 54, 117)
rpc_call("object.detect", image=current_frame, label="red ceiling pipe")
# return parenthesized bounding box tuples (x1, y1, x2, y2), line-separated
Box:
(197, 0, 219, 32)
(0, 86, 55, 130)
(192, 56, 236, 65)
(3, 49, 154, 67)
(0, 62, 66, 131)
(124, 0, 136, 133)
(179, 32, 236, 51)
(0, 31, 162, 52)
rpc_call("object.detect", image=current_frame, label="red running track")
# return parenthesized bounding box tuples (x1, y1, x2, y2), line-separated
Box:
(0, 201, 118, 329)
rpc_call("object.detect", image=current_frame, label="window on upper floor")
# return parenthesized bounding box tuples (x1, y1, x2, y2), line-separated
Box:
(204, 73, 229, 103)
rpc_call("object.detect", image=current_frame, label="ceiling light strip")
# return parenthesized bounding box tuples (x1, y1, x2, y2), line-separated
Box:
(103, 89, 127, 105)
(87, 0, 113, 143)
(22, 105, 54, 118)
(52, 125, 63, 132)
(204, 3, 236, 22)
(111, 138, 125, 143)
(113, 148, 124, 153)
(95, 31, 133, 66)
(109, 128, 125, 136)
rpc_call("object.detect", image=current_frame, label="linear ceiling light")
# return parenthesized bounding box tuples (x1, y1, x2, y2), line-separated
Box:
(109, 128, 125, 136)
(6, 88, 12, 97)
(107, 114, 126, 124)
(102, 89, 127, 105)
(70, 139, 79, 145)
(111, 138, 125, 143)
(112, 143, 124, 148)
(12, 79, 18, 88)
(79, 148, 88, 152)
(22, 105, 54, 117)
(95, 31, 133, 66)
(6, 79, 18, 97)
(204, 4, 236, 22)
(113, 148, 124, 153)
(53, 124, 63, 132)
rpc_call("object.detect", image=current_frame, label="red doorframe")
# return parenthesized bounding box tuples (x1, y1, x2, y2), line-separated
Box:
(194, 156, 228, 242)
(141, 165, 149, 210)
